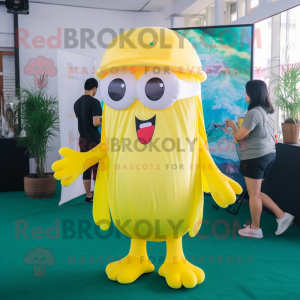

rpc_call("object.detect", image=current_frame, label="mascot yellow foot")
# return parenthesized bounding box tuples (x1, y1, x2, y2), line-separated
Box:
(106, 239, 154, 284)
(158, 237, 205, 289)
(158, 260, 205, 289)
(106, 237, 204, 289)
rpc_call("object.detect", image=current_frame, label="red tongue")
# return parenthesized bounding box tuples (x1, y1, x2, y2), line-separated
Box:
(137, 125, 155, 145)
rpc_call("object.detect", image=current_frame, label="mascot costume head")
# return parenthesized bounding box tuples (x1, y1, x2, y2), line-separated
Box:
(52, 27, 242, 289)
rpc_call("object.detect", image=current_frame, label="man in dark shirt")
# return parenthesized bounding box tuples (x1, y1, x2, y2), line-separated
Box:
(74, 78, 102, 203)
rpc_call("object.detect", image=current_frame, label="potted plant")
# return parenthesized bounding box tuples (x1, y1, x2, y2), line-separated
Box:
(16, 85, 59, 198)
(269, 49, 300, 144)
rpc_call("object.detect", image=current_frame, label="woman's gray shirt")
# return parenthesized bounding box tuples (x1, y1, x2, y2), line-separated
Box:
(238, 106, 276, 161)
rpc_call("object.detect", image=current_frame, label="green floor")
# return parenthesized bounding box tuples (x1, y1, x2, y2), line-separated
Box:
(1, 182, 299, 300)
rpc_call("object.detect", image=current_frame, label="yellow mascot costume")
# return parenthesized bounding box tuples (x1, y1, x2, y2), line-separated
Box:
(52, 27, 242, 289)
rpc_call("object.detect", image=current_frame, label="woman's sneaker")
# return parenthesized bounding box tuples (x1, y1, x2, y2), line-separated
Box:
(238, 225, 263, 238)
(275, 213, 294, 235)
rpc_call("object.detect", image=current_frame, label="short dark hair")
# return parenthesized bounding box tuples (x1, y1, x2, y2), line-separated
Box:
(84, 78, 98, 91)
(246, 80, 274, 114)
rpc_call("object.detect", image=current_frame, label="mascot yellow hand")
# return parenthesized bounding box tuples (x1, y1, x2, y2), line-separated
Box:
(52, 145, 107, 186)
(207, 171, 243, 208)
(198, 135, 243, 208)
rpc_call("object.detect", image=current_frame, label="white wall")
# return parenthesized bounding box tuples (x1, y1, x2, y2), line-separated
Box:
(0, 6, 14, 50)
(16, 2, 170, 173)
(134, 11, 170, 28)
(229, 0, 300, 25)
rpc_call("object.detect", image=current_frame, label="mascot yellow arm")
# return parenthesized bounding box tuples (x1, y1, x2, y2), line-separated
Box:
(52, 144, 107, 186)
(52, 118, 107, 186)
(197, 96, 242, 206)
(92, 104, 111, 231)
(188, 97, 243, 237)
(198, 134, 242, 206)
(196, 97, 210, 194)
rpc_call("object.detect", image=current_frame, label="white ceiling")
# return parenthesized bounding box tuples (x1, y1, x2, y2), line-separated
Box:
(29, 0, 237, 15)
(29, 0, 178, 12)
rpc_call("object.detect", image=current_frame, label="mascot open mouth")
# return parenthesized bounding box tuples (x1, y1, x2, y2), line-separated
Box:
(135, 115, 156, 145)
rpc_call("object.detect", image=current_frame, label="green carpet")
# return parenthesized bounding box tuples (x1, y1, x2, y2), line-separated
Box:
(1, 182, 299, 300)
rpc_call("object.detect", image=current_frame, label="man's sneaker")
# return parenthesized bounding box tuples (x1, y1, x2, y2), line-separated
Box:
(238, 225, 263, 238)
(275, 213, 294, 235)
(85, 196, 93, 203)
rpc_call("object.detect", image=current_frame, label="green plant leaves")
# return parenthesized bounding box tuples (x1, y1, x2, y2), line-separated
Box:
(268, 46, 300, 123)
(15, 87, 59, 178)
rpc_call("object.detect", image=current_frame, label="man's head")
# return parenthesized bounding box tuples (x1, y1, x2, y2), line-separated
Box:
(84, 78, 98, 97)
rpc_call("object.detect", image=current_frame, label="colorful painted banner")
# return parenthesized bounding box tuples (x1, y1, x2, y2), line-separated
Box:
(174, 25, 254, 186)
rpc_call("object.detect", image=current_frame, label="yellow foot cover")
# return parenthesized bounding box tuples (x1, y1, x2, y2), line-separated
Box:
(106, 255, 155, 284)
(158, 260, 205, 289)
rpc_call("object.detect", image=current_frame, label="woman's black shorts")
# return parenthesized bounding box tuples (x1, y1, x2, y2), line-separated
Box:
(240, 152, 276, 179)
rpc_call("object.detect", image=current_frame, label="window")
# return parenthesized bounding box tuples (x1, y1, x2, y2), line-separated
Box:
(230, 2, 237, 22)
(253, 17, 272, 82)
(254, 5, 300, 138)
(0, 51, 16, 139)
(278, 6, 300, 128)
(251, 0, 259, 9)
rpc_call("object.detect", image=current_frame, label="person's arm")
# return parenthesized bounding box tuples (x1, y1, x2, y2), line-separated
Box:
(92, 99, 102, 127)
(225, 122, 251, 141)
(223, 126, 233, 135)
(225, 110, 259, 141)
(93, 116, 101, 127)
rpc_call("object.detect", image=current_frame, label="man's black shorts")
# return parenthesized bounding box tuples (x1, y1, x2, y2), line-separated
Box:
(240, 153, 276, 179)
(83, 163, 98, 180)
(81, 138, 100, 180)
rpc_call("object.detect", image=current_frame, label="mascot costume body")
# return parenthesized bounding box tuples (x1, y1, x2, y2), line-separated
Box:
(52, 27, 242, 289)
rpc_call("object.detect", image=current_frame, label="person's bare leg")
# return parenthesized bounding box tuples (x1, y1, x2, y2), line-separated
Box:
(244, 177, 262, 230)
(83, 180, 92, 198)
(260, 179, 284, 219)
(260, 192, 284, 219)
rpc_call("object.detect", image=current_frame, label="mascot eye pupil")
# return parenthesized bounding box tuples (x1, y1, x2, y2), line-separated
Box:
(108, 78, 126, 101)
(145, 78, 165, 101)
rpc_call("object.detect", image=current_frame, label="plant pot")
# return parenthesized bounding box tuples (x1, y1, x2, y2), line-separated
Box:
(281, 122, 300, 144)
(24, 173, 56, 198)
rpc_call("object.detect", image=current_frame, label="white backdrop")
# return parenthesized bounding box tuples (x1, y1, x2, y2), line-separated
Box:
(18, 2, 170, 174)
(57, 50, 97, 205)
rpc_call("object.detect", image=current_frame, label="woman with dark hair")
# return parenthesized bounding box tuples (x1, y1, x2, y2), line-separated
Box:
(225, 80, 294, 238)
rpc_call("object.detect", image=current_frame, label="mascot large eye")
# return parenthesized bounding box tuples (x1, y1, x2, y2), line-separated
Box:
(100, 69, 137, 110)
(137, 68, 180, 110)
(144, 78, 165, 101)
(108, 78, 126, 101)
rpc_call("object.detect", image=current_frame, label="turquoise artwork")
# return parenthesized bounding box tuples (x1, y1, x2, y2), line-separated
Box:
(174, 26, 253, 186)
(98, 101, 104, 134)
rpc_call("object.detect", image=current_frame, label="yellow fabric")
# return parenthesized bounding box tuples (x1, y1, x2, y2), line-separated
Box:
(93, 104, 110, 230)
(96, 27, 207, 82)
(102, 97, 199, 240)
(52, 27, 242, 289)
